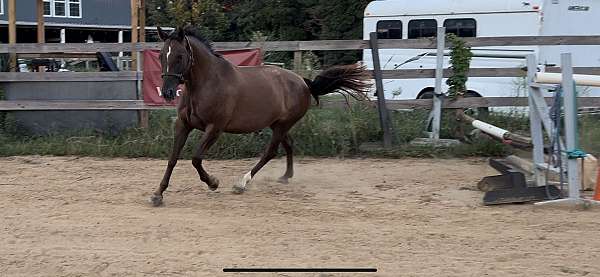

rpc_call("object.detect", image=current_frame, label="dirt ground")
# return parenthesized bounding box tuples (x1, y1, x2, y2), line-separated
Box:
(1, 156, 599, 277)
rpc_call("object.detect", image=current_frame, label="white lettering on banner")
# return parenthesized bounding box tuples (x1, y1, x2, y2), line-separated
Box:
(155, 87, 183, 97)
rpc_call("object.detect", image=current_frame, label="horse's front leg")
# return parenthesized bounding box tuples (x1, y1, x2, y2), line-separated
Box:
(192, 125, 222, 190)
(150, 118, 192, 206)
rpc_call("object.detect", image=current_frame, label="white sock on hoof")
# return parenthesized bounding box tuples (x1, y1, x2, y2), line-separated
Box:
(236, 171, 252, 190)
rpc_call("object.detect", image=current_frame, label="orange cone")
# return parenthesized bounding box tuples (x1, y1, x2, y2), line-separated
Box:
(594, 167, 600, 201)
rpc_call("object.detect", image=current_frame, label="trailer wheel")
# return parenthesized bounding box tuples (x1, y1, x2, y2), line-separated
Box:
(417, 89, 489, 119)
(464, 91, 489, 119)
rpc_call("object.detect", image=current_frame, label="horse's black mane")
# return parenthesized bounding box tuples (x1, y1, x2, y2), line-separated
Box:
(168, 26, 222, 58)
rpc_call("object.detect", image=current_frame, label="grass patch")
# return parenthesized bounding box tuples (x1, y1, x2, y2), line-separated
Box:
(1, 103, 597, 159)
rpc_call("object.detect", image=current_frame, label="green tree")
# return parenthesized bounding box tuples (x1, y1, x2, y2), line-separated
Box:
(312, 0, 370, 66)
(229, 0, 315, 41)
(147, 0, 229, 41)
(146, 0, 171, 27)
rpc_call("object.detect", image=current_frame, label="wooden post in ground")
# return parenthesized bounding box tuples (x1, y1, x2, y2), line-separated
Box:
(293, 51, 303, 76)
(35, 0, 45, 72)
(36, 0, 45, 43)
(131, 0, 139, 66)
(131, 0, 148, 128)
(139, 0, 146, 43)
(369, 32, 393, 148)
(8, 0, 17, 72)
(138, 0, 148, 128)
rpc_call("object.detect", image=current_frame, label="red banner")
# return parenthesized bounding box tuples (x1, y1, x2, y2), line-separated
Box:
(143, 49, 262, 105)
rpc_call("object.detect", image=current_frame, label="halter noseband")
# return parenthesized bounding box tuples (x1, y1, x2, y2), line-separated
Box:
(161, 36, 195, 84)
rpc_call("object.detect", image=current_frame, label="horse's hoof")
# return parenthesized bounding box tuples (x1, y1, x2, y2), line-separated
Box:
(232, 184, 246, 194)
(277, 177, 289, 184)
(232, 171, 252, 194)
(150, 194, 163, 207)
(207, 175, 220, 191)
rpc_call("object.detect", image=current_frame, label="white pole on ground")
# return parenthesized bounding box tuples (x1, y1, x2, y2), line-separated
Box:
(430, 27, 445, 140)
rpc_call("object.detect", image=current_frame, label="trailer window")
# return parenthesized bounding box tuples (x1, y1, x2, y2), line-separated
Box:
(444, 19, 476, 37)
(408, 20, 437, 39)
(377, 20, 403, 39)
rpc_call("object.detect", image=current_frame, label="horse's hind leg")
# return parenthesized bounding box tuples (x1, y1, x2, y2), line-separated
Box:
(150, 118, 191, 206)
(278, 134, 294, 184)
(233, 126, 285, 193)
(192, 125, 222, 191)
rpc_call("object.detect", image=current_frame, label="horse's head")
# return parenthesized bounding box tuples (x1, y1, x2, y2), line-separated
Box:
(157, 26, 194, 102)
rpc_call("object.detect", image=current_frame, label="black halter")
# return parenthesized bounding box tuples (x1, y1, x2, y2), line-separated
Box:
(161, 36, 195, 84)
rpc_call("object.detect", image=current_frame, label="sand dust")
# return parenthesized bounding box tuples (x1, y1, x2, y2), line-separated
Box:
(1, 156, 599, 276)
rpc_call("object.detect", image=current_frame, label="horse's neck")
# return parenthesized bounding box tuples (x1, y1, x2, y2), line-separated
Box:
(190, 38, 228, 73)
(187, 41, 232, 85)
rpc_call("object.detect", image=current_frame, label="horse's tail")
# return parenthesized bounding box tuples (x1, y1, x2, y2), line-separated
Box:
(304, 64, 372, 104)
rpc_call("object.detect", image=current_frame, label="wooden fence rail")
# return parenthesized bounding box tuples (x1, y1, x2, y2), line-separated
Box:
(4, 67, 600, 82)
(2, 97, 600, 111)
(0, 72, 140, 82)
(2, 35, 600, 53)
(2, 35, 600, 112)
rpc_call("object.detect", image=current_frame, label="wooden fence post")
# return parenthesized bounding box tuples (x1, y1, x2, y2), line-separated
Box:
(369, 32, 393, 148)
(131, 0, 148, 128)
(131, 0, 138, 66)
(293, 51, 303, 75)
(36, 0, 45, 43)
(138, 0, 149, 128)
(8, 0, 16, 72)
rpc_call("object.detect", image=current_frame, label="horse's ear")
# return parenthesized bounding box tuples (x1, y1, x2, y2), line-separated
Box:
(157, 26, 168, 41)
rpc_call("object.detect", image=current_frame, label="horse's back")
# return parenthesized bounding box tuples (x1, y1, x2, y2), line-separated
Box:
(222, 65, 311, 133)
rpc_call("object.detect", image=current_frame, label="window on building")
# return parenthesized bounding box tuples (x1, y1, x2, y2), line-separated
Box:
(444, 18, 477, 37)
(408, 19, 437, 39)
(44, 0, 81, 18)
(54, 0, 66, 17)
(377, 20, 403, 39)
(0, 0, 4, 15)
(43, 0, 52, 16)
(69, 0, 81, 18)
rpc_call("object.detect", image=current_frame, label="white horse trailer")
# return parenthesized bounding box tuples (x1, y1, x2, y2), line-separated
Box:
(362, 0, 600, 101)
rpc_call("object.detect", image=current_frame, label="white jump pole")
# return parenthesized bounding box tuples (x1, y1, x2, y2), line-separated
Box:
(471, 120, 511, 140)
(535, 72, 600, 87)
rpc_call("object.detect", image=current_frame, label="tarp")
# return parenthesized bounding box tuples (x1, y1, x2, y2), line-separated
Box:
(143, 48, 262, 105)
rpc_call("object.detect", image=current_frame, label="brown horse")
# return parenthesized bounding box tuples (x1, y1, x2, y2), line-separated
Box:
(150, 26, 370, 206)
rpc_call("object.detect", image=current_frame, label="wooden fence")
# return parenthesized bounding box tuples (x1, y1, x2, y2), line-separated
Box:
(2, 35, 600, 112)
(3, 97, 600, 111)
